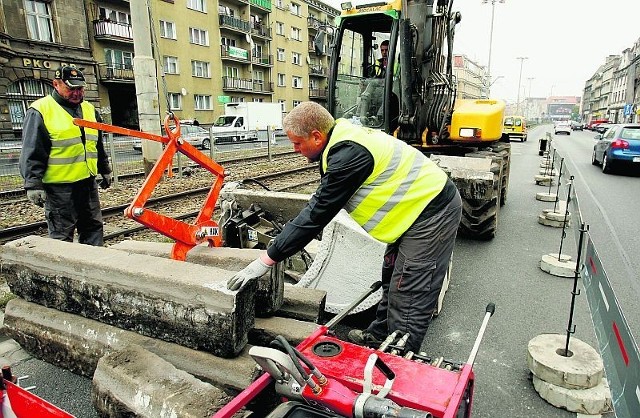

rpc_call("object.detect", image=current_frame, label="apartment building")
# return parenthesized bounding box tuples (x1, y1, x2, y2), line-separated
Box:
(0, 0, 99, 138)
(0, 0, 338, 135)
(452, 54, 487, 99)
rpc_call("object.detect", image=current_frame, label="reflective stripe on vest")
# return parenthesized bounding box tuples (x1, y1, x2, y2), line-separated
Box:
(322, 119, 448, 243)
(30, 96, 99, 183)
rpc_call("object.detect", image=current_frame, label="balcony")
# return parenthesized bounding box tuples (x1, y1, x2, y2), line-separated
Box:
(253, 81, 274, 94)
(308, 41, 326, 55)
(309, 65, 327, 77)
(309, 87, 327, 99)
(93, 20, 133, 43)
(307, 16, 324, 30)
(219, 14, 251, 33)
(221, 45, 251, 63)
(251, 24, 272, 39)
(250, 0, 272, 11)
(252, 54, 273, 66)
(97, 63, 134, 84)
(223, 76, 254, 91)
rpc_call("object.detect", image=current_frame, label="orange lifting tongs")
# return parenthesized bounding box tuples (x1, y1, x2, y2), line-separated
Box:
(74, 115, 225, 261)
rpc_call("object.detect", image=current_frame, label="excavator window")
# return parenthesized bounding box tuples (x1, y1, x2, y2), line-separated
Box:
(331, 15, 396, 130)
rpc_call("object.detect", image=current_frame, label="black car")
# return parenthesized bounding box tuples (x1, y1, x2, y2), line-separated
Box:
(594, 123, 615, 134)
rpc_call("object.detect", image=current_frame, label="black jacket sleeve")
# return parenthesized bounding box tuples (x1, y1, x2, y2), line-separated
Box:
(19, 108, 50, 190)
(267, 141, 374, 262)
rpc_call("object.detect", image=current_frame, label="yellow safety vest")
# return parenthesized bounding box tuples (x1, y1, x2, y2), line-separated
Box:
(321, 119, 448, 243)
(30, 96, 99, 184)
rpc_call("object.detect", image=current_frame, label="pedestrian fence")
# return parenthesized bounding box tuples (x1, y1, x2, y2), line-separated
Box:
(544, 140, 640, 417)
(0, 129, 291, 194)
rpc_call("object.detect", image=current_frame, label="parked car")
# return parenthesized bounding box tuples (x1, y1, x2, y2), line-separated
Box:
(591, 123, 640, 173)
(554, 121, 571, 135)
(570, 121, 584, 131)
(132, 124, 212, 152)
(593, 123, 615, 134)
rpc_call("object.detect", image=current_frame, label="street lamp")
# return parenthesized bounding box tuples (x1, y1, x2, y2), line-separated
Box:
(482, 0, 505, 97)
(515, 56, 528, 115)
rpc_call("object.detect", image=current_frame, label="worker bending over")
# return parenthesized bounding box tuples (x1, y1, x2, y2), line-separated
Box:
(227, 101, 462, 353)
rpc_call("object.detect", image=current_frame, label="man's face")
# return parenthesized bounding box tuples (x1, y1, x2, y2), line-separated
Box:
(288, 129, 325, 162)
(53, 79, 85, 105)
(380, 44, 388, 58)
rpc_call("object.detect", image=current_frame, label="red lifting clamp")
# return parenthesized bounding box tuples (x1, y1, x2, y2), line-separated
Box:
(74, 115, 225, 261)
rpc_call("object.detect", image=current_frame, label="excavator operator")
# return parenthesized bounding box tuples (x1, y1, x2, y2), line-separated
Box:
(227, 101, 462, 354)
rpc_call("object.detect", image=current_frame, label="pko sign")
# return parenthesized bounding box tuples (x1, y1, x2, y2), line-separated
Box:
(623, 103, 633, 116)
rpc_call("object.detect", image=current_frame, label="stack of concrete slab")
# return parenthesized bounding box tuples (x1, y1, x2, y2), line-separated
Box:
(0, 236, 326, 417)
(527, 334, 612, 414)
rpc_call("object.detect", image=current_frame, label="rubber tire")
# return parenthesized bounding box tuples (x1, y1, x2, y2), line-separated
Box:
(591, 149, 599, 166)
(459, 197, 498, 240)
(202, 138, 211, 150)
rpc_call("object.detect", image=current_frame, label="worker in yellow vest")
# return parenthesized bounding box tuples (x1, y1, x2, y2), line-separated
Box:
(19, 65, 112, 246)
(228, 102, 462, 354)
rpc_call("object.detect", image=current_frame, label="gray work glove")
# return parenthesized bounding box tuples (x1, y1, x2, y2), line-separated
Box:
(98, 173, 112, 189)
(227, 258, 272, 291)
(26, 189, 47, 207)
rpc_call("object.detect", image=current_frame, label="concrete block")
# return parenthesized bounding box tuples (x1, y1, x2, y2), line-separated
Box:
(535, 192, 557, 202)
(110, 240, 284, 317)
(0, 236, 252, 358)
(534, 175, 554, 186)
(250, 317, 318, 347)
(527, 334, 604, 390)
(220, 187, 311, 223)
(540, 253, 574, 278)
(281, 284, 326, 323)
(3, 298, 256, 390)
(532, 375, 612, 415)
(92, 344, 237, 418)
(430, 155, 496, 201)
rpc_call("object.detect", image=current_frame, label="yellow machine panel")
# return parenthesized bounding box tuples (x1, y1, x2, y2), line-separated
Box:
(449, 99, 506, 143)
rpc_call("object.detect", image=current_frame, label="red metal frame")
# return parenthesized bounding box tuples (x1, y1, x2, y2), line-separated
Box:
(74, 116, 226, 260)
(1, 378, 74, 418)
(212, 325, 474, 418)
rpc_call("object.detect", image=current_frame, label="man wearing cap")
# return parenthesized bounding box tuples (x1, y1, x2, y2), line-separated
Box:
(19, 65, 112, 246)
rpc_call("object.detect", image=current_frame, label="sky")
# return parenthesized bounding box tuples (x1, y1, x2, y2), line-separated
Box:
(325, 0, 640, 104)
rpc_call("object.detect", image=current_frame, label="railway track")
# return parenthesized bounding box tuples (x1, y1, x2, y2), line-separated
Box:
(1, 163, 319, 245)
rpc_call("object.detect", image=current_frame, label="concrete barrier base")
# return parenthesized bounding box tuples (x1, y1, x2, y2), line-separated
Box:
(540, 253, 574, 277)
(532, 375, 612, 415)
(534, 175, 554, 186)
(535, 192, 557, 202)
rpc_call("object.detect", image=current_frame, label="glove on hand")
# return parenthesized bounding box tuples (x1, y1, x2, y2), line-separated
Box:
(99, 173, 112, 189)
(26, 189, 47, 207)
(227, 257, 272, 291)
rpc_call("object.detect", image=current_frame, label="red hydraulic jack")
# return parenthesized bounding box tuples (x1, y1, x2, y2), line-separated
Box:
(74, 115, 225, 260)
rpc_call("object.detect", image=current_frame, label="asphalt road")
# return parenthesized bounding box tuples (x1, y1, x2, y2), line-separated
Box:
(0, 126, 617, 417)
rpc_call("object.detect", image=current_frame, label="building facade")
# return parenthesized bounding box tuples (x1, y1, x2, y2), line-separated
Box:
(0, 0, 338, 136)
(452, 54, 487, 99)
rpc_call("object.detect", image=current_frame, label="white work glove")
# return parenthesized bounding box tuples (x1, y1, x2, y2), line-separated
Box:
(227, 257, 273, 291)
(26, 189, 47, 207)
(99, 173, 112, 189)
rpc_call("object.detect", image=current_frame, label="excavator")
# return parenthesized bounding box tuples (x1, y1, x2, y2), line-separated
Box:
(325, 0, 510, 240)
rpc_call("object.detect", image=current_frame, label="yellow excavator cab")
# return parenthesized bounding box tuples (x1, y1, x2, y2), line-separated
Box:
(449, 99, 506, 143)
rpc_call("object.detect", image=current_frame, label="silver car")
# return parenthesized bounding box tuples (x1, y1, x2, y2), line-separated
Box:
(554, 121, 571, 135)
(132, 124, 212, 152)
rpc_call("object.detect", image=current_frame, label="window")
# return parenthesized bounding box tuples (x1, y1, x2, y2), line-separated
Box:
(291, 27, 301, 41)
(252, 98, 264, 103)
(230, 96, 245, 102)
(293, 100, 301, 108)
(221, 37, 237, 48)
(290, 2, 301, 15)
(224, 66, 239, 78)
(292, 52, 301, 65)
(191, 60, 210, 78)
(253, 70, 264, 84)
(163, 56, 179, 74)
(159, 20, 176, 39)
(168, 93, 182, 110)
(292, 76, 302, 89)
(105, 49, 133, 70)
(276, 0, 285, 9)
(24, 0, 54, 42)
(98, 7, 131, 24)
(276, 22, 285, 36)
(187, 0, 206, 12)
(277, 48, 285, 62)
(190, 28, 209, 46)
(7, 79, 53, 130)
(252, 44, 263, 60)
(277, 73, 286, 87)
(194, 95, 212, 110)
(278, 100, 286, 112)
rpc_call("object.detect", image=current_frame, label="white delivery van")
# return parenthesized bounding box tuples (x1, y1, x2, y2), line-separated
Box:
(211, 102, 283, 143)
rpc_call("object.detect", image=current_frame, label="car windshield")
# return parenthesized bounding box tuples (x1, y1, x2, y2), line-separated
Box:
(214, 116, 236, 127)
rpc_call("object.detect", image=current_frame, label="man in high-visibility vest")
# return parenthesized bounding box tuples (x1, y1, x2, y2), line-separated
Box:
(19, 65, 112, 246)
(228, 101, 462, 354)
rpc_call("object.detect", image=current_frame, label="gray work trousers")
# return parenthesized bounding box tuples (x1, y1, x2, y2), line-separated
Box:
(366, 189, 462, 353)
(43, 178, 104, 246)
